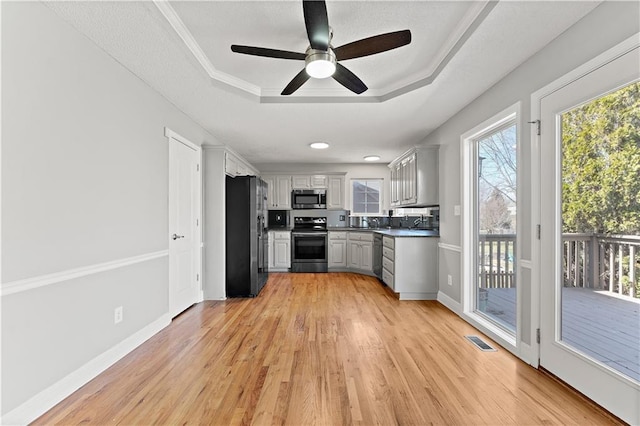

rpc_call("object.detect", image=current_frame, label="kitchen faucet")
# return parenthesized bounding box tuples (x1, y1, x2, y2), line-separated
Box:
(369, 217, 380, 228)
(413, 214, 428, 228)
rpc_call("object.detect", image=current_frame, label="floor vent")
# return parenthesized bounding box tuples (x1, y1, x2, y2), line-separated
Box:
(465, 335, 497, 352)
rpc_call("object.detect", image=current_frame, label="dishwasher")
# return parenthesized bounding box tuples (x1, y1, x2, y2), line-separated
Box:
(373, 233, 383, 280)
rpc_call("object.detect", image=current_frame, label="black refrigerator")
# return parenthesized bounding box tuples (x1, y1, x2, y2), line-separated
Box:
(225, 175, 269, 297)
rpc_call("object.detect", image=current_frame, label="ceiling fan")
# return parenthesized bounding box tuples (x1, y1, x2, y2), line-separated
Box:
(230, 0, 411, 95)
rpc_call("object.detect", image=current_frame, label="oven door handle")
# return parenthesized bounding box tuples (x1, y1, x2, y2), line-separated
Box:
(292, 232, 328, 237)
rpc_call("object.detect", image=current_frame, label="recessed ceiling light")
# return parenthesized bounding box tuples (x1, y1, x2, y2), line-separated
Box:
(310, 142, 329, 149)
(364, 155, 381, 162)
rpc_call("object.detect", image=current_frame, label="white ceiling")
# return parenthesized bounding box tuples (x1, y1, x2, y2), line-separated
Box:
(46, 1, 600, 165)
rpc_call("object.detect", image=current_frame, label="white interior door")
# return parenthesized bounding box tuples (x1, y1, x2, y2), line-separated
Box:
(168, 132, 201, 318)
(539, 46, 639, 424)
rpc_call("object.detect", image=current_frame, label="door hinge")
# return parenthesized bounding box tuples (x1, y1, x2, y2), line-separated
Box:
(196, 273, 199, 282)
(536, 224, 541, 240)
(536, 328, 540, 344)
(196, 218, 199, 227)
(196, 164, 200, 172)
(528, 119, 541, 136)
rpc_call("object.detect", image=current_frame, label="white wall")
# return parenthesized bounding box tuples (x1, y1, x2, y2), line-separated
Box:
(422, 1, 639, 341)
(1, 2, 219, 420)
(255, 163, 391, 213)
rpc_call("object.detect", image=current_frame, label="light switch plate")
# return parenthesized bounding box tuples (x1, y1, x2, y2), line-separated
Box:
(454, 205, 461, 216)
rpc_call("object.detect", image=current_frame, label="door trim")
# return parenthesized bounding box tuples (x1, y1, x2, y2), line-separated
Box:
(166, 127, 203, 315)
(165, 127, 200, 151)
(530, 32, 640, 369)
(460, 101, 521, 356)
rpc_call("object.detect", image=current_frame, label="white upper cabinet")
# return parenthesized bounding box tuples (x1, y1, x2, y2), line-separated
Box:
(311, 175, 328, 188)
(265, 173, 344, 209)
(390, 162, 401, 206)
(327, 175, 345, 210)
(263, 175, 292, 209)
(291, 174, 328, 189)
(225, 151, 258, 177)
(276, 176, 292, 209)
(389, 147, 438, 207)
(291, 175, 311, 189)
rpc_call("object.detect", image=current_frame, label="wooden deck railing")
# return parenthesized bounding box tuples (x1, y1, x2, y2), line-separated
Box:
(477, 233, 640, 299)
(564, 233, 639, 298)
(478, 234, 516, 289)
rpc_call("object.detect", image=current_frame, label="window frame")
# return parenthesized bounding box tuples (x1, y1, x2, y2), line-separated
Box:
(350, 178, 383, 216)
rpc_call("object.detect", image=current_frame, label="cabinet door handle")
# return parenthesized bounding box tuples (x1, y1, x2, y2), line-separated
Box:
(172, 234, 185, 240)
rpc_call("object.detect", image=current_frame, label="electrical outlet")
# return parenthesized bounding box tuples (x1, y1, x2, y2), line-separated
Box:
(454, 205, 461, 216)
(447, 275, 453, 286)
(114, 306, 123, 324)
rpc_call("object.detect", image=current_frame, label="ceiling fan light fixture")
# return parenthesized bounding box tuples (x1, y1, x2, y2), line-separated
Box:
(305, 49, 336, 79)
(364, 155, 381, 162)
(310, 142, 329, 149)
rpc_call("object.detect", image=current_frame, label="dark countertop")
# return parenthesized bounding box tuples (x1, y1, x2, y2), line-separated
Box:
(269, 227, 439, 237)
(374, 229, 439, 237)
(326, 227, 439, 237)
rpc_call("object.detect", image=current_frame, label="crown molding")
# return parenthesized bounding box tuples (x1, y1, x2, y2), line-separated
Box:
(153, 0, 261, 97)
(155, 0, 495, 104)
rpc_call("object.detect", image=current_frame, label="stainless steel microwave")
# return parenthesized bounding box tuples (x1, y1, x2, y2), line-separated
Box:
(292, 189, 326, 209)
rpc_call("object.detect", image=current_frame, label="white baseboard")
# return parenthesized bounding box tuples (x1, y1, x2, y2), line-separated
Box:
(437, 290, 462, 315)
(2, 314, 171, 426)
(398, 292, 438, 300)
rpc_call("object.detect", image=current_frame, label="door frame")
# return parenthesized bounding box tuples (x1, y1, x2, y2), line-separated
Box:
(530, 34, 640, 423)
(460, 101, 522, 357)
(165, 127, 203, 316)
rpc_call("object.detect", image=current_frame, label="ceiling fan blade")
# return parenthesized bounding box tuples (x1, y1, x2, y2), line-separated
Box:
(334, 30, 412, 61)
(281, 69, 311, 95)
(332, 63, 367, 94)
(231, 45, 306, 60)
(303, 0, 330, 51)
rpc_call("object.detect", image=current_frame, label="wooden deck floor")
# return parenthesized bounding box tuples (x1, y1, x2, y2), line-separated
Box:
(35, 273, 621, 425)
(485, 287, 640, 382)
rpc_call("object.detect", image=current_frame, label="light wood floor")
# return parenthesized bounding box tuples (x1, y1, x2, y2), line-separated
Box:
(35, 273, 620, 425)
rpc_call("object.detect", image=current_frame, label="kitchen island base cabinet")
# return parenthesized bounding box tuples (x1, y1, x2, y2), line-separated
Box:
(382, 236, 437, 300)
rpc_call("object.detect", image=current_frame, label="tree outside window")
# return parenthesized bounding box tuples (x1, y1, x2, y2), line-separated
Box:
(352, 179, 382, 215)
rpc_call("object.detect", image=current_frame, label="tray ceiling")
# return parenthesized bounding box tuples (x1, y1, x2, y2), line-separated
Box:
(44, 1, 600, 164)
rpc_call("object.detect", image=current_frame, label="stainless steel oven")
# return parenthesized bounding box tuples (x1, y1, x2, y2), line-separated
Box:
(292, 189, 326, 209)
(291, 217, 328, 272)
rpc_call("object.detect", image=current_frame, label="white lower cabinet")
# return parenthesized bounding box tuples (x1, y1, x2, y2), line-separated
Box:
(328, 232, 347, 268)
(383, 235, 438, 300)
(382, 236, 395, 290)
(268, 234, 274, 269)
(347, 232, 373, 273)
(269, 231, 290, 271)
